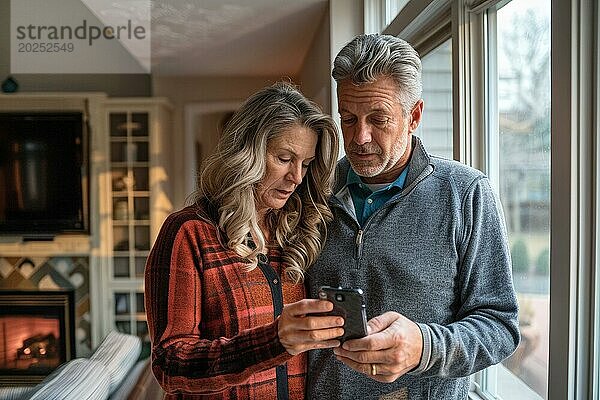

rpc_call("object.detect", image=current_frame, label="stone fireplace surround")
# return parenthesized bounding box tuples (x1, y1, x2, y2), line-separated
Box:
(0, 257, 91, 361)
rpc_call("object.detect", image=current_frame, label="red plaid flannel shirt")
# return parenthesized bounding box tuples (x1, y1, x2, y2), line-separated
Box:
(145, 205, 307, 399)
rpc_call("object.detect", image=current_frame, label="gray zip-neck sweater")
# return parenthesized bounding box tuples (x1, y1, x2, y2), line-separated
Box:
(306, 136, 520, 400)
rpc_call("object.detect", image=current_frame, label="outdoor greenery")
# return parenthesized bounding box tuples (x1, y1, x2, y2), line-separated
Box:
(511, 239, 530, 274)
(535, 248, 550, 275)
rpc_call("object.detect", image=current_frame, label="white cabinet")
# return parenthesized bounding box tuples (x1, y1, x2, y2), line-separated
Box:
(101, 99, 173, 355)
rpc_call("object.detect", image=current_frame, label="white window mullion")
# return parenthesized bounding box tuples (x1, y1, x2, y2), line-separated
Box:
(483, 8, 499, 190)
(481, 365, 499, 397)
(364, 0, 386, 33)
(452, 0, 473, 165)
(594, 0, 600, 395)
(574, 0, 596, 398)
(477, 12, 500, 380)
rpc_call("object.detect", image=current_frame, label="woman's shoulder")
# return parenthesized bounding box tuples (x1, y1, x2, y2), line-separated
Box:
(165, 205, 203, 225)
(159, 204, 219, 239)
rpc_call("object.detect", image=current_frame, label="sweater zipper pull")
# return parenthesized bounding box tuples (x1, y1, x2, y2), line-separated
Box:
(355, 229, 364, 259)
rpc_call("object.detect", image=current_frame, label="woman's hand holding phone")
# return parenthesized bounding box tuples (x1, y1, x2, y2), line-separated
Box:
(277, 299, 345, 355)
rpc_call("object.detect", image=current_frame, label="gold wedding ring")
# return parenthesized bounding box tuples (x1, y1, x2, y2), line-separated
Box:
(371, 363, 377, 376)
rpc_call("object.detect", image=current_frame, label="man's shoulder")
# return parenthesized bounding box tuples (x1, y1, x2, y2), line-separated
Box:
(429, 155, 485, 183)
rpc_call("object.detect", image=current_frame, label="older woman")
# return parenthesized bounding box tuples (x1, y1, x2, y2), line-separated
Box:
(145, 82, 343, 399)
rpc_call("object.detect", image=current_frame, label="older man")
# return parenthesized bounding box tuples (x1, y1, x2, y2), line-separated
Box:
(305, 34, 520, 399)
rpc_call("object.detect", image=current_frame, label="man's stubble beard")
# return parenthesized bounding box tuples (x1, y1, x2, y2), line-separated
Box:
(347, 134, 408, 178)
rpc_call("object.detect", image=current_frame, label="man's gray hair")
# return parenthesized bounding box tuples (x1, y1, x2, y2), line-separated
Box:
(332, 34, 422, 115)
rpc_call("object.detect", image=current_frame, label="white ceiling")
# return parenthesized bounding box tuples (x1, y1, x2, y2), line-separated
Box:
(150, 0, 328, 76)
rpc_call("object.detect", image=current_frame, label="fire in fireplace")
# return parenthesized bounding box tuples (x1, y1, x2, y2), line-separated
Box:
(0, 290, 75, 386)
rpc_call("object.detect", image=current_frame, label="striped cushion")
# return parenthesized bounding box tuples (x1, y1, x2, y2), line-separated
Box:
(28, 359, 110, 400)
(108, 358, 148, 400)
(0, 386, 35, 400)
(90, 331, 141, 395)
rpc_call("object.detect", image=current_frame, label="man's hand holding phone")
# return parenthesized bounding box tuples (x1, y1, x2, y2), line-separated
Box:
(333, 311, 423, 383)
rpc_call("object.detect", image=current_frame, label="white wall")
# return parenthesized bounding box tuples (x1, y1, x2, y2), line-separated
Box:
(152, 76, 285, 208)
(328, 0, 364, 157)
(196, 111, 227, 165)
(298, 7, 331, 113)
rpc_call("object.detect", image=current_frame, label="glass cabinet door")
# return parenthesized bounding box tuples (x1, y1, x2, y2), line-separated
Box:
(108, 110, 151, 350)
(109, 112, 150, 278)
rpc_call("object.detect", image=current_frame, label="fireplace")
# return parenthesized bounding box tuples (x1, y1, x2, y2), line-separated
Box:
(0, 290, 75, 385)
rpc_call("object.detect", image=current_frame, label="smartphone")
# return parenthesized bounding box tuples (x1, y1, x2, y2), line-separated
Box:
(317, 286, 368, 342)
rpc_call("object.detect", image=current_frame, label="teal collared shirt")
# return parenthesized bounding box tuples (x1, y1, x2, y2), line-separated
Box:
(345, 167, 408, 226)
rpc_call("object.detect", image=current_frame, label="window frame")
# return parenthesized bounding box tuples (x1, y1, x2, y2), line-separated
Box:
(594, 1, 600, 397)
(550, 0, 596, 398)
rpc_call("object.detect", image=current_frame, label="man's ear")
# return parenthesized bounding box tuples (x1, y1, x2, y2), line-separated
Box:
(408, 99, 424, 133)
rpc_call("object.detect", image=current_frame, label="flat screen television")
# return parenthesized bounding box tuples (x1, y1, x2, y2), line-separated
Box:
(0, 112, 89, 236)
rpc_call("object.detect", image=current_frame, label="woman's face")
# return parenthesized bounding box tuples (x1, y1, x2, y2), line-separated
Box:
(255, 125, 318, 220)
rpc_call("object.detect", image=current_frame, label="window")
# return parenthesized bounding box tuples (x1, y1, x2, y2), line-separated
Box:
(415, 39, 453, 159)
(480, 0, 550, 398)
(364, 0, 410, 33)
(385, 0, 410, 26)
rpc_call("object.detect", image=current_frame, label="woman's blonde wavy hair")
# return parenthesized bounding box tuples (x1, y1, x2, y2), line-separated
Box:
(190, 82, 339, 283)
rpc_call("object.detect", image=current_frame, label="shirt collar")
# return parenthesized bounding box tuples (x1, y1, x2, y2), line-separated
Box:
(345, 165, 409, 193)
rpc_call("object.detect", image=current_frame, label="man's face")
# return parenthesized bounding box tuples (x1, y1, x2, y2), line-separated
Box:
(337, 76, 423, 184)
